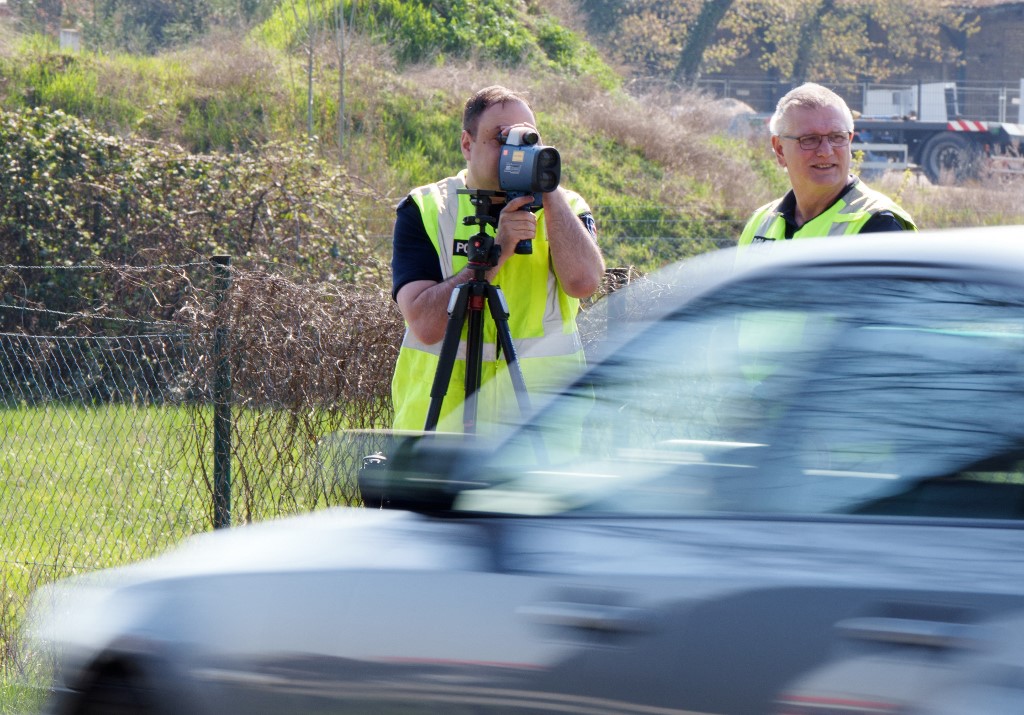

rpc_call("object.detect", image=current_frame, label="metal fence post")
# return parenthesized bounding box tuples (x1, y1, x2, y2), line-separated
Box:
(211, 255, 232, 529)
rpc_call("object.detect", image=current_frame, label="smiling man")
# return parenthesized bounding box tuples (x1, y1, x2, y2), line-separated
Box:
(739, 83, 917, 247)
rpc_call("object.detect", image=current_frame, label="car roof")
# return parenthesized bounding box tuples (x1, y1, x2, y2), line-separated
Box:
(578, 225, 1024, 362)
(736, 224, 1024, 270)
(619, 225, 1024, 317)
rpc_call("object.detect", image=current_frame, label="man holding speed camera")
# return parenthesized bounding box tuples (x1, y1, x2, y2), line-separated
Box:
(390, 85, 605, 433)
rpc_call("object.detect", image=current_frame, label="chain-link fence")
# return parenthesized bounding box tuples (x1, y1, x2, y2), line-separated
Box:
(0, 258, 404, 676)
(0, 256, 649, 680)
(1, 330, 211, 575)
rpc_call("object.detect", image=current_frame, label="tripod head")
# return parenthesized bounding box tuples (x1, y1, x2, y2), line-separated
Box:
(457, 188, 503, 275)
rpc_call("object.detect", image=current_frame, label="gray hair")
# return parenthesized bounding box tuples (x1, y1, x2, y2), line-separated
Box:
(768, 82, 854, 136)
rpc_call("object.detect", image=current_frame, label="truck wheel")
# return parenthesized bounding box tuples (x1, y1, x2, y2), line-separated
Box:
(921, 132, 978, 184)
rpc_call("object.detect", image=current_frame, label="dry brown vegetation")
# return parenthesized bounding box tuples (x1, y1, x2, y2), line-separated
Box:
(871, 170, 1024, 230)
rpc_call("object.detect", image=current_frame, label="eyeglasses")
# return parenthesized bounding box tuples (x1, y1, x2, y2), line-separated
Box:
(780, 132, 851, 150)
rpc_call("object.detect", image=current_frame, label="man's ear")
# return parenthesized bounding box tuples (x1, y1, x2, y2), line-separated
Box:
(771, 135, 786, 167)
(460, 130, 473, 161)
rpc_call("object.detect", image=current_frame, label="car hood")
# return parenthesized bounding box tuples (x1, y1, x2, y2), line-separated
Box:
(28, 509, 1024, 626)
(35, 507, 1024, 592)
(25, 508, 1024, 696)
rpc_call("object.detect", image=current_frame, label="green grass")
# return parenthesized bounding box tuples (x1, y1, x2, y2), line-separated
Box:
(2, 403, 210, 570)
(0, 400, 371, 705)
(0, 679, 47, 715)
(1, 403, 212, 703)
(0, 38, 294, 153)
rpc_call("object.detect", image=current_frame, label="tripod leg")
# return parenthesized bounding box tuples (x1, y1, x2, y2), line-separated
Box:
(460, 286, 487, 433)
(486, 285, 549, 465)
(486, 284, 533, 418)
(423, 283, 470, 431)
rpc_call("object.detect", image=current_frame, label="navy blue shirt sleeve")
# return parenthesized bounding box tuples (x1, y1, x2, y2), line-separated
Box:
(391, 196, 444, 300)
(860, 211, 908, 233)
(580, 212, 597, 239)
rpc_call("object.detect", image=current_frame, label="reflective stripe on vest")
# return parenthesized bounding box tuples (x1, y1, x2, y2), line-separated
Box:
(391, 172, 590, 431)
(739, 180, 917, 246)
(411, 176, 462, 279)
(400, 326, 584, 361)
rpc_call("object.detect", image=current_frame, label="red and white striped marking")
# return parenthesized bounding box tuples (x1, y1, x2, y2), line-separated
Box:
(946, 119, 989, 131)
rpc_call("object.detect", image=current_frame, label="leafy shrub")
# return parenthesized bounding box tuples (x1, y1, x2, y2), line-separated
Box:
(256, 0, 618, 85)
(0, 107, 380, 334)
(85, 0, 209, 55)
(0, 39, 292, 153)
(533, 16, 618, 88)
(344, 0, 534, 66)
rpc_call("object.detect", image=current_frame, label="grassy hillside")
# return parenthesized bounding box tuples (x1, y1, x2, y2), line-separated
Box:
(0, 0, 1020, 270)
(0, 0, 794, 275)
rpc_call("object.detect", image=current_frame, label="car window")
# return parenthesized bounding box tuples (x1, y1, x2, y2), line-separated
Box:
(457, 274, 1024, 520)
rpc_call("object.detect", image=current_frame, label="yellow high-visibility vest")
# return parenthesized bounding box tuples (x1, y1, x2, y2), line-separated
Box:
(739, 180, 917, 247)
(391, 171, 589, 433)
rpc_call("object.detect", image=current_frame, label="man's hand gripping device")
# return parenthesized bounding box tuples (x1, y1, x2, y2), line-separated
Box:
(498, 126, 561, 255)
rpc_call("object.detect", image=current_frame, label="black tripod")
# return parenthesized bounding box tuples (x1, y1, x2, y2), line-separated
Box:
(423, 189, 533, 434)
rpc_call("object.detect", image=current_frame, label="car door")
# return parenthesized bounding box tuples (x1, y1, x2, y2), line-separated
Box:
(401, 263, 1024, 715)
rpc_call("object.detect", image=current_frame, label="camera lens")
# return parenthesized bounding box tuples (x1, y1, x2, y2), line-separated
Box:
(534, 148, 560, 192)
(521, 130, 540, 145)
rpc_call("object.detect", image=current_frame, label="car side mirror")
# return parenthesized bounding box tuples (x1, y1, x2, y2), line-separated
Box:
(358, 432, 491, 513)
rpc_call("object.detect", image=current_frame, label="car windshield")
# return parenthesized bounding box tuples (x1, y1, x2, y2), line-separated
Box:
(455, 272, 1024, 519)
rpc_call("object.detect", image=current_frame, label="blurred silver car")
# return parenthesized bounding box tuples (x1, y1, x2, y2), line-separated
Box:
(28, 226, 1024, 715)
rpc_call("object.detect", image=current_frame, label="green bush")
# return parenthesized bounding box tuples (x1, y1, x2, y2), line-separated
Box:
(0, 107, 379, 333)
(256, 0, 618, 85)
(533, 17, 619, 88)
(85, 0, 209, 55)
(347, 0, 533, 66)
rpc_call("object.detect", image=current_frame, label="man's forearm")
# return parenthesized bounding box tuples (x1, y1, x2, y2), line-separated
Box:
(398, 269, 475, 345)
(544, 189, 605, 298)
